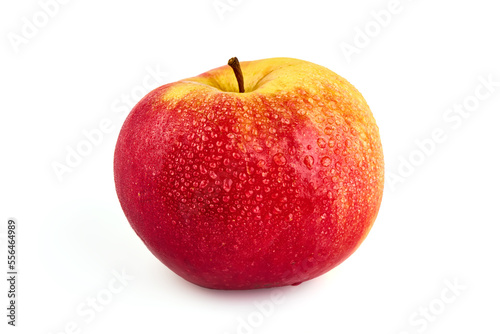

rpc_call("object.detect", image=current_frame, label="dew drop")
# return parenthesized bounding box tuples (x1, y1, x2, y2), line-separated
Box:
(200, 165, 208, 174)
(257, 160, 266, 168)
(209, 171, 218, 179)
(303, 155, 314, 169)
(317, 138, 326, 148)
(273, 153, 287, 166)
(223, 178, 233, 192)
(320, 156, 332, 167)
(200, 180, 208, 188)
(253, 144, 264, 153)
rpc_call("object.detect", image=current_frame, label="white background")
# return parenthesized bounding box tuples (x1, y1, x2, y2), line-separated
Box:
(1, 0, 499, 333)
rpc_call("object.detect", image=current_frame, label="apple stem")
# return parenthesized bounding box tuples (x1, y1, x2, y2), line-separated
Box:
(228, 57, 245, 93)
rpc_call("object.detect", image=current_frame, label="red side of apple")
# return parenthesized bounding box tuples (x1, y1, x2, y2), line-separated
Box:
(114, 58, 384, 290)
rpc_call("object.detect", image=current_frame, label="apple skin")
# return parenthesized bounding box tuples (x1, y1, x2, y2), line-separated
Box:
(114, 57, 384, 290)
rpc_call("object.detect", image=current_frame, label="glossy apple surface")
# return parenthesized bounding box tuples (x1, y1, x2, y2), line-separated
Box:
(114, 57, 384, 289)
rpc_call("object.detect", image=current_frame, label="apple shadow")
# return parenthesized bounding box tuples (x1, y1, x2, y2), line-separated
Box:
(158, 265, 321, 304)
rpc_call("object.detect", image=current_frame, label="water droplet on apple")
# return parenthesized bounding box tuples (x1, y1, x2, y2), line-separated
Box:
(320, 156, 332, 167)
(265, 138, 273, 148)
(317, 138, 326, 148)
(273, 153, 287, 166)
(303, 155, 314, 169)
(254, 144, 264, 152)
(222, 178, 233, 192)
(200, 179, 208, 188)
(232, 152, 241, 159)
(253, 206, 260, 214)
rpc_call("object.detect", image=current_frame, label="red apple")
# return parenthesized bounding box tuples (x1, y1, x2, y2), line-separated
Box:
(114, 57, 384, 290)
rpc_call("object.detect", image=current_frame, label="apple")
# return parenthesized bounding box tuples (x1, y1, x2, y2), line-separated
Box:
(114, 57, 384, 290)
